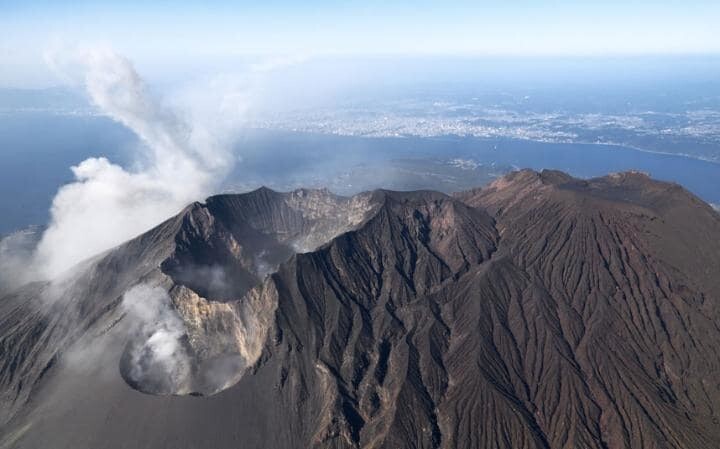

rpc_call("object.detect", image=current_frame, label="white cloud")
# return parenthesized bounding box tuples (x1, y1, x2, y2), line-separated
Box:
(35, 46, 238, 278)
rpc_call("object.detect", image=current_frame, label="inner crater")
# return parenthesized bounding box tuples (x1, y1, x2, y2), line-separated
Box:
(118, 279, 277, 397)
(119, 188, 374, 396)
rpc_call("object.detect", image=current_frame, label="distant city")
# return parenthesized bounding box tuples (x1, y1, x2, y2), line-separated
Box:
(4, 87, 719, 163)
(248, 97, 720, 162)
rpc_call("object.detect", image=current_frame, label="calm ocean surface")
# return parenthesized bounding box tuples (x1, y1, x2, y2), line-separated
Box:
(1, 116, 718, 235)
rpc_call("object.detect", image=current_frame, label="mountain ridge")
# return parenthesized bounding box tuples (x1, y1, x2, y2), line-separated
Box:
(1, 169, 720, 449)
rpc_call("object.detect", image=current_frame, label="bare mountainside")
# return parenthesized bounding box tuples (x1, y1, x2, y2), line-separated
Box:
(1, 169, 720, 449)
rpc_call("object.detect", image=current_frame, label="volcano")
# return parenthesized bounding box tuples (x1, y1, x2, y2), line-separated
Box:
(1, 169, 720, 449)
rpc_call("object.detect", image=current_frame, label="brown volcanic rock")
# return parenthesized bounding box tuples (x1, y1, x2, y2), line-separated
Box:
(265, 190, 499, 448)
(455, 169, 720, 448)
(1, 171, 720, 449)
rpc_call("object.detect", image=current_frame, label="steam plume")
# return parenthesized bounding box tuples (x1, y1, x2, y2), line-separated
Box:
(36, 47, 236, 278)
(120, 284, 193, 395)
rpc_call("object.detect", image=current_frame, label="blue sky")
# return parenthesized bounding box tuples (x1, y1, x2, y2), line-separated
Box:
(2, 0, 720, 87)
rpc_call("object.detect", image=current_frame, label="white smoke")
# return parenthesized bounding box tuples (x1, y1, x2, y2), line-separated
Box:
(120, 283, 193, 395)
(0, 226, 42, 293)
(253, 249, 274, 279)
(35, 46, 239, 279)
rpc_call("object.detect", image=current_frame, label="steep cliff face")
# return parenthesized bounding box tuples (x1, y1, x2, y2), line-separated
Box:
(163, 187, 377, 300)
(2, 171, 720, 449)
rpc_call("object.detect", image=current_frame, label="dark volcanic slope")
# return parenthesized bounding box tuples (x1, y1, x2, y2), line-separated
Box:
(0, 187, 377, 418)
(454, 170, 720, 449)
(2, 170, 720, 449)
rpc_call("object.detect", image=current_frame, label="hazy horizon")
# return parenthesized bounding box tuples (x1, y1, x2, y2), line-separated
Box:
(3, 0, 720, 87)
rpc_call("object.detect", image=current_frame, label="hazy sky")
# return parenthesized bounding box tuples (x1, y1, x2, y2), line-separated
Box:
(2, 0, 720, 87)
